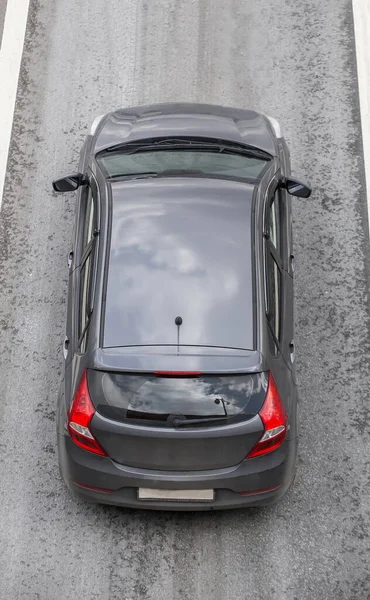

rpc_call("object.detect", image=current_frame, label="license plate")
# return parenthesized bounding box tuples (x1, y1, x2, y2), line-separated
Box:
(138, 488, 214, 502)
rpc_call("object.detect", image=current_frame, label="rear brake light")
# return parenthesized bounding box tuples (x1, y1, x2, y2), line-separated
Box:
(154, 371, 201, 377)
(68, 371, 108, 456)
(247, 373, 287, 458)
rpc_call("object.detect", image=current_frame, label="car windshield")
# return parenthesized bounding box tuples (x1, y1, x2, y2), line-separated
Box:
(97, 148, 269, 181)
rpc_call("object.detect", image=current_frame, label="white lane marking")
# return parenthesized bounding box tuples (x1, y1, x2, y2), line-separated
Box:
(0, 0, 31, 209)
(352, 0, 370, 222)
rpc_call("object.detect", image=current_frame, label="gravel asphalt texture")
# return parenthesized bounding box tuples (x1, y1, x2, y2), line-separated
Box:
(0, 1, 369, 599)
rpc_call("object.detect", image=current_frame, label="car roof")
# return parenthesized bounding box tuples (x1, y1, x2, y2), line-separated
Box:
(103, 177, 257, 350)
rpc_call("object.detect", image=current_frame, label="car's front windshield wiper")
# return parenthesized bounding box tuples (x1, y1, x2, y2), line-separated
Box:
(103, 139, 271, 160)
(107, 143, 220, 155)
(109, 169, 216, 181)
(106, 138, 212, 152)
(108, 172, 159, 180)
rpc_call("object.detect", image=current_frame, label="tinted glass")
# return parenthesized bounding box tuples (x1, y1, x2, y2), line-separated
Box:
(267, 253, 281, 341)
(103, 181, 255, 349)
(82, 190, 94, 251)
(269, 192, 281, 254)
(78, 254, 92, 341)
(98, 149, 268, 181)
(88, 370, 268, 426)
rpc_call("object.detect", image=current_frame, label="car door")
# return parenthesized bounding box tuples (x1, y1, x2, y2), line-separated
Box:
(278, 144, 297, 382)
(63, 190, 81, 368)
(279, 143, 295, 277)
(64, 178, 98, 409)
(64, 184, 94, 365)
(265, 184, 296, 384)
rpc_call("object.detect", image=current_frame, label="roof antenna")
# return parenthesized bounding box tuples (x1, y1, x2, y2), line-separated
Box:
(175, 316, 182, 354)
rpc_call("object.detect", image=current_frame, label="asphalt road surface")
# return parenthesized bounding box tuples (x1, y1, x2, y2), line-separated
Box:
(0, 0, 7, 48)
(0, 1, 369, 599)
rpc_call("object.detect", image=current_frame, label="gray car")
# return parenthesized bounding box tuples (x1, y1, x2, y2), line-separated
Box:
(53, 103, 311, 511)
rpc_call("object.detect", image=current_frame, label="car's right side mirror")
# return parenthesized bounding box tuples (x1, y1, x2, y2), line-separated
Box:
(279, 177, 312, 198)
(52, 173, 87, 192)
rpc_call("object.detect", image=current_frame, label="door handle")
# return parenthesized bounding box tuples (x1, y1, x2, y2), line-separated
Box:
(67, 251, 74, 269)
(63, 336, 69, 360)
(290, 254, 295, 274)
(289, 341, 295, 364)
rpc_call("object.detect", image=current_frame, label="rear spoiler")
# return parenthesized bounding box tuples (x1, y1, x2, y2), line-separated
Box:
(91, 346, 267, 374)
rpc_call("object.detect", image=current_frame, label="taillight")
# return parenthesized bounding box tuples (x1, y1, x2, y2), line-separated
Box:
(68, 370, 108, 456)
(247, 373, 287, 458)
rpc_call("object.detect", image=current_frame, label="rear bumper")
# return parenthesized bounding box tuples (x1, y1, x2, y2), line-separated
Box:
(58, 432, 297, 511)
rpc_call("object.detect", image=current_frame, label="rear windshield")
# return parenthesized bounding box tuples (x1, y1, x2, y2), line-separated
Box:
(88, 371, 268, 427)
(97, 149, 268, 181)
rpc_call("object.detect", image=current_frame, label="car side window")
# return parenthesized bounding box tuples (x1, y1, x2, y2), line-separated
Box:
(77, 185, 98, 353)
(266, 252, 282, 343)
(78, 253, 93, 353)
(268, 191, 281, 255)
(82, 189, 95, 252)
(264, 185, 284, 353)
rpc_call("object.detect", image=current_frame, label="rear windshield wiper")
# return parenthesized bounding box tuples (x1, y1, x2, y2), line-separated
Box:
(172, 416, 229, 427)
(158, 169, 206, 176)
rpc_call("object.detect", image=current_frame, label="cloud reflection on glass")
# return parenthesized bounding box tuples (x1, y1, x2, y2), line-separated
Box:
(104, 179, 255, 350)
(93, 371, 268, 420)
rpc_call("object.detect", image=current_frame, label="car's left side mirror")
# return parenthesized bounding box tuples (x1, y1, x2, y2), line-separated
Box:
(52, 173, 87, 192)
(279, 177, 312, 198)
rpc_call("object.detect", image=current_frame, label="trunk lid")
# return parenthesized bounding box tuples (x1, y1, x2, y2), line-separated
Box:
(87, 351, 267, 470)
(90, 412, 263, 471)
